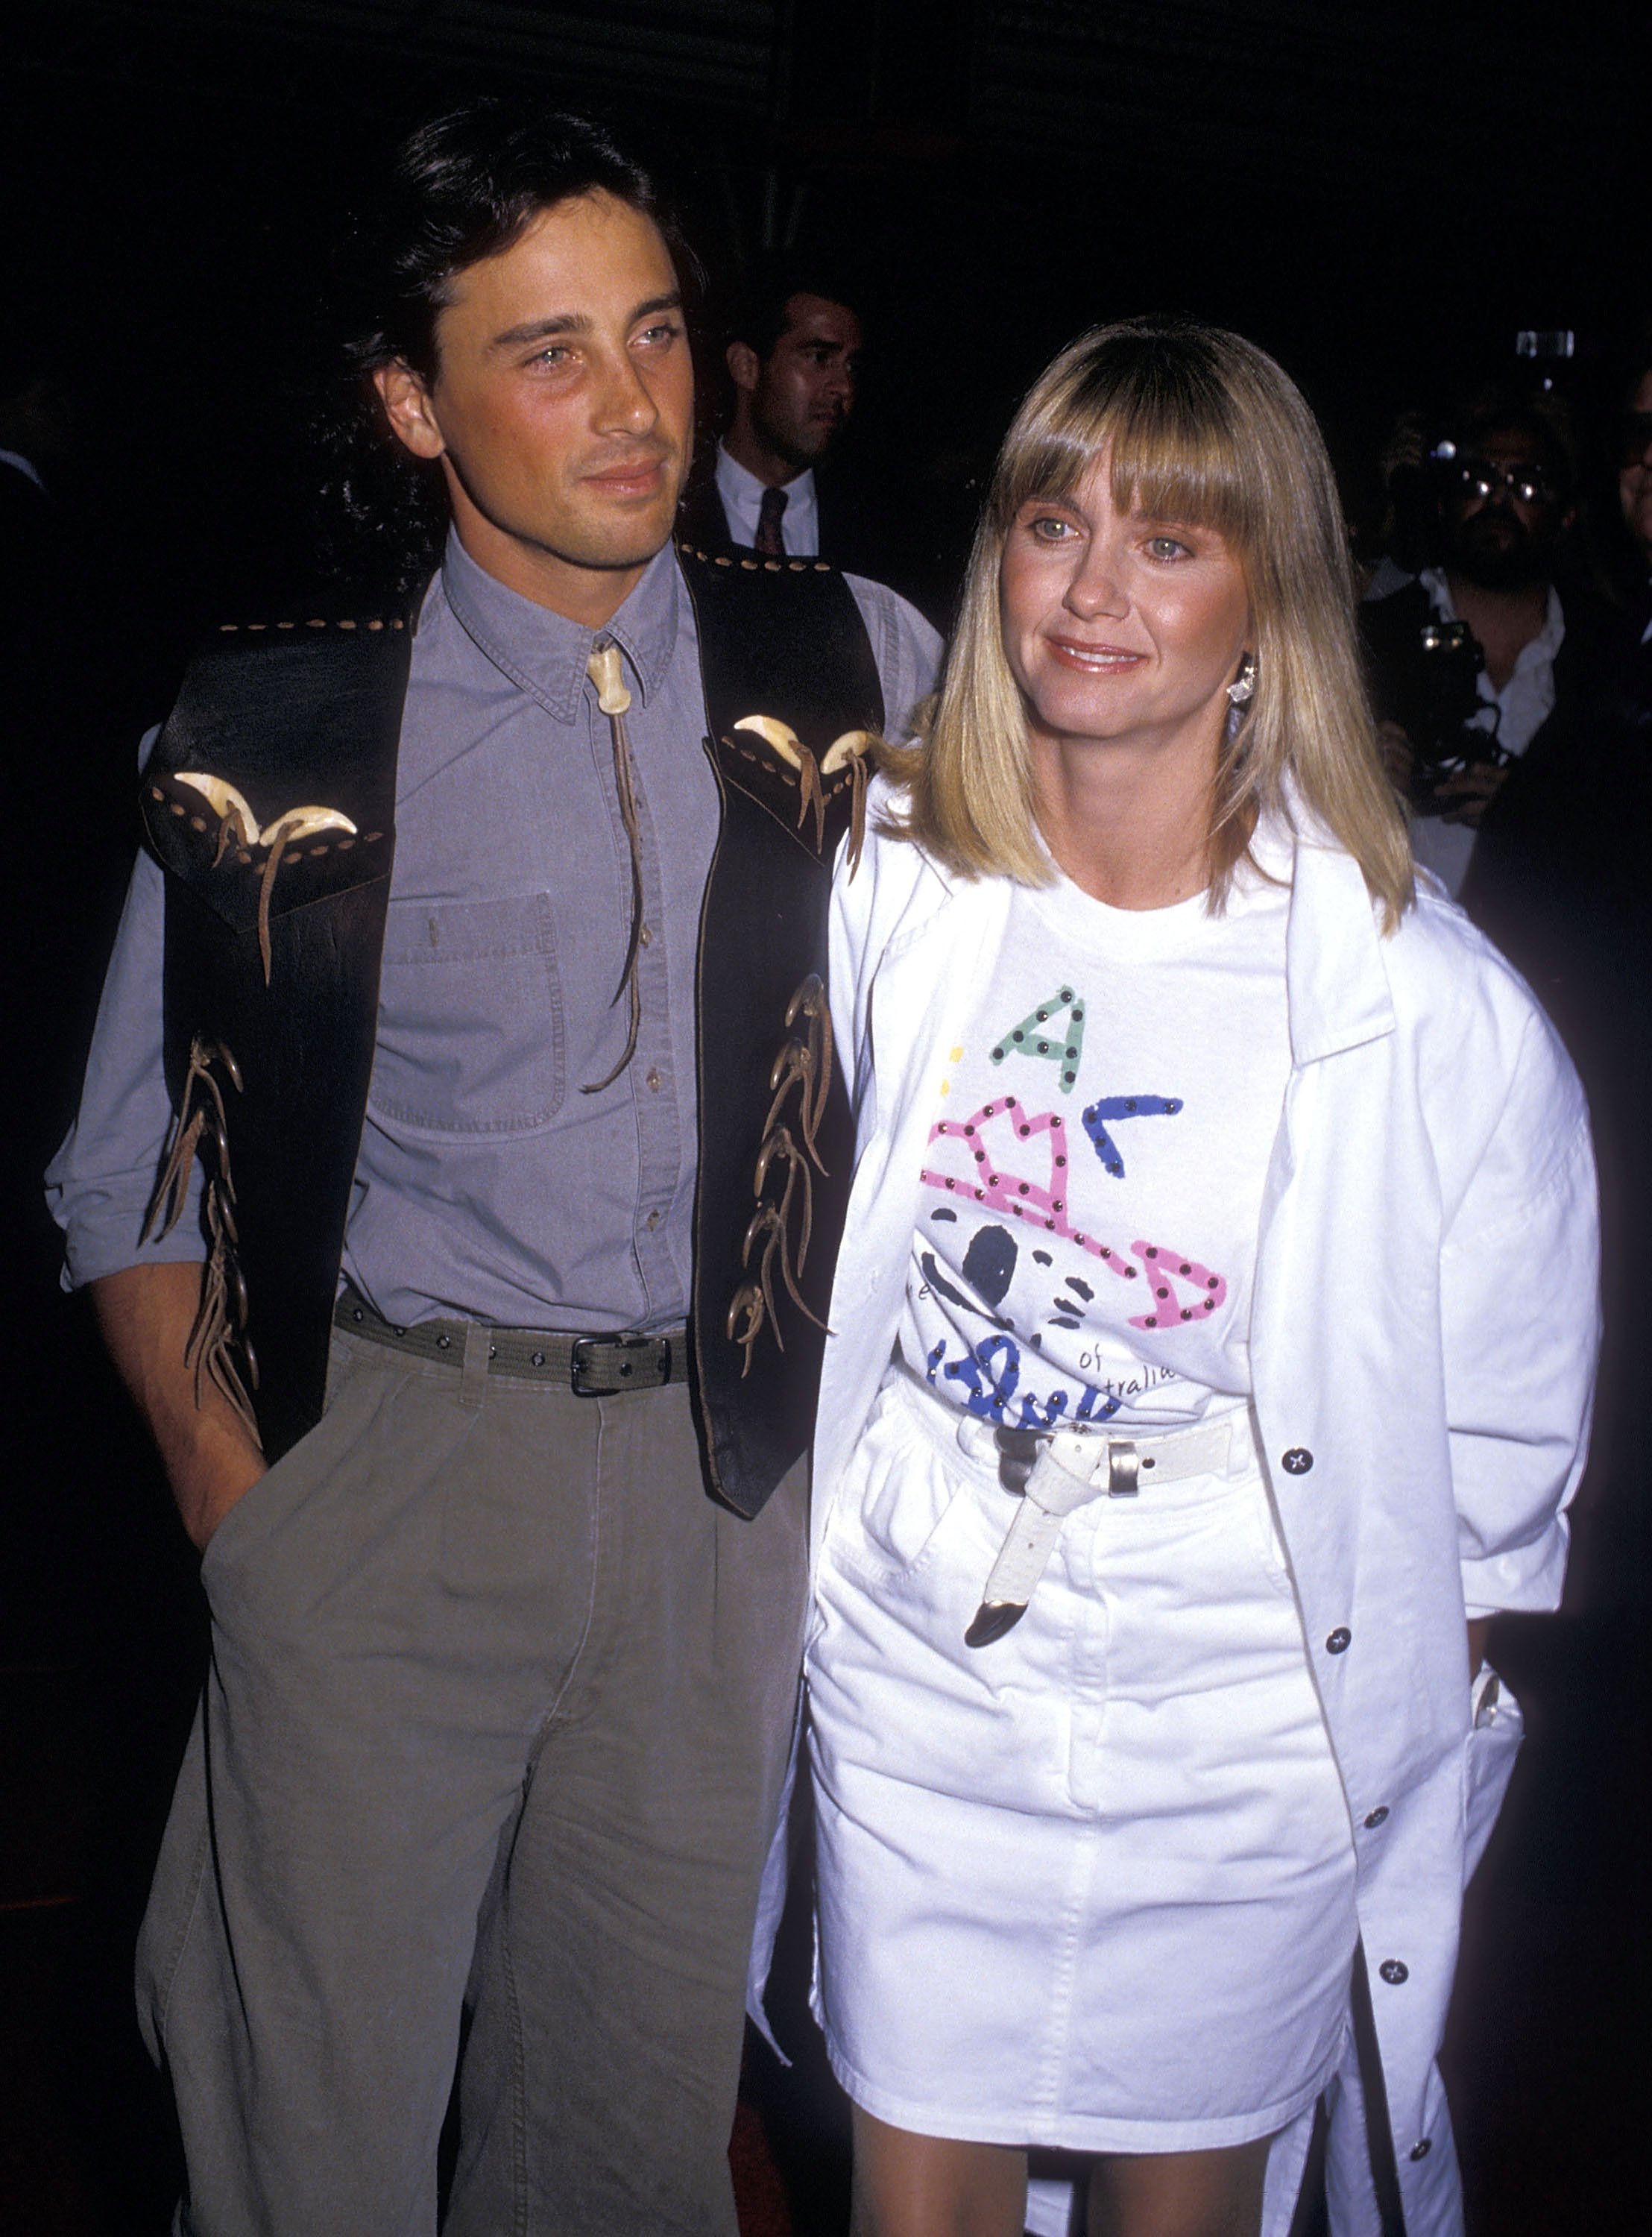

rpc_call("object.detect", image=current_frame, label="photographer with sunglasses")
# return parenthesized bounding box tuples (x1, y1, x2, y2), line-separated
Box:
(1362, 392, 1580, 902)
(1448, 346, 1652, 1620)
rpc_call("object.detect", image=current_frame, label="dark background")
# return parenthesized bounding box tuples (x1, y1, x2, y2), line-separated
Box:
(4, 0, 1647, 662)
(1, 4, 1647, 2233)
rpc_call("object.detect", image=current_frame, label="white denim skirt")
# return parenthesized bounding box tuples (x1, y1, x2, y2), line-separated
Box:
(807, 1371, 1359, 2153)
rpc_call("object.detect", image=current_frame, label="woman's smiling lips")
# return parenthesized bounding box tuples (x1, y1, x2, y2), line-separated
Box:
(1044, 635, 1147, 674)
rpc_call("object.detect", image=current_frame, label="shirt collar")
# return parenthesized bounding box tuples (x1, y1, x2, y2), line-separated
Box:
(715, 442, 814, 509)
(1419, 567, 1566, 664)
(438, 529, 682, 724)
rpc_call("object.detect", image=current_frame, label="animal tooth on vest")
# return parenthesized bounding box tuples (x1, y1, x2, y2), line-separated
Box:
(784, 975, 833, 1147)
(174, 773, 259, 860)
(820, 730, 876, 775)
(753, 1124, 813, 1274)
(732, 714, 804, 767)
(139, 1033, 259, 1438)
(743, 1201, 825, 1332)
(725, 1281, 768, 1377)
(174, 774, 356, 852)
(173, 775, 359, 981)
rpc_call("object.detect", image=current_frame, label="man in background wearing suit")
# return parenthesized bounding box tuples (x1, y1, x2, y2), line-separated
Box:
(681, 268, 912, 591)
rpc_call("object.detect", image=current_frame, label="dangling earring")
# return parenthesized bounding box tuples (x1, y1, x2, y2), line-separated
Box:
(1226, 653, 1256, 707)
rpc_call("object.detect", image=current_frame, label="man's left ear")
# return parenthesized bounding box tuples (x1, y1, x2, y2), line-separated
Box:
(725, 339, 760, 397)
(373, 360, 446, 462)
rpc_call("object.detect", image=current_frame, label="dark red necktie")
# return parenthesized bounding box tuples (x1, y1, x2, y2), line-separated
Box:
(754, 487, 788, 557)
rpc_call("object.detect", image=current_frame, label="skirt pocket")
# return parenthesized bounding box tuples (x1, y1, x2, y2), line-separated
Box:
(825, 1397, 965, 1587)
(1238, 1464, 1300, 1605)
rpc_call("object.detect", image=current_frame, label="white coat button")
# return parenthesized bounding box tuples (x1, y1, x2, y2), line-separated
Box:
(1363, 1805, 1390, 1828)
(1409, 2139, 1432, 2162)
(1326, 1627, 1352, 1654)
(1281, 1447, 1314, 1474)
(1378, 1959, 1409, 1985)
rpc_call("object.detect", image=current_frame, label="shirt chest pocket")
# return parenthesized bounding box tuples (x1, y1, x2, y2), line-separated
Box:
(370, 893, 565, 1137)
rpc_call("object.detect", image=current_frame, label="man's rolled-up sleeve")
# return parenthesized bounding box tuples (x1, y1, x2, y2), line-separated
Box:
(1439, 1010, 1598, 1617)
(45, 846, 201, 1290)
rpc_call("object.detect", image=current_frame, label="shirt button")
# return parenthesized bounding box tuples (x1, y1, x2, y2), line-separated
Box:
(646, 1069, 662, 1092)
(1363, 1805, 1390, 1828)
(1281, 1447, 1314, 1474)
(1409, 2139, 1432, 2162)
(1325, 1627, 1352, 1654)
(638, 922, 653, 948)
(644, 1209, 661, 1231)
(1378, 1959, 1409, 1985)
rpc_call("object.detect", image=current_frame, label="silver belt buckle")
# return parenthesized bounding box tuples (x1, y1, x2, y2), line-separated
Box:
(1106, 1440, 1140, 1497)
(992, 1426, 1043, 1496)
(570, 1333, 672, 1396)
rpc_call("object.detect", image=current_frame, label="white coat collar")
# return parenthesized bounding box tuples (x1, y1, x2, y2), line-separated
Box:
(1259, 805, 1397, 1064)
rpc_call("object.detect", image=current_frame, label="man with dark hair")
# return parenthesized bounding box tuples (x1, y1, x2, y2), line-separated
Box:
(679, 264, 904, 583)
(1362, 391, 1580, 899)
(48, 101, 938, 2237)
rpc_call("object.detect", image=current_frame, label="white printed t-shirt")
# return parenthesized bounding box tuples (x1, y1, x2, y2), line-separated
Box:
(898, 858, 1293, 1432)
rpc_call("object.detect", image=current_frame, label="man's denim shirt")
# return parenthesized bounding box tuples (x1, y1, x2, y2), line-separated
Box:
(48, 532, 941, 1334)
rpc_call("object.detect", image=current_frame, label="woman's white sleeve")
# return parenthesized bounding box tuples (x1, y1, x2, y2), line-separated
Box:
(828, 835, 880, 1130)
(1439, 1012, 1598, 1617)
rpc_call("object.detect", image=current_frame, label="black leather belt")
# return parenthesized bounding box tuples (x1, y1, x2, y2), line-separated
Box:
(333, 1284, 684, 1396)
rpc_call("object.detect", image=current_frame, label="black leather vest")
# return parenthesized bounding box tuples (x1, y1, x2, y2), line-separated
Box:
(139, 550, 881, 1518)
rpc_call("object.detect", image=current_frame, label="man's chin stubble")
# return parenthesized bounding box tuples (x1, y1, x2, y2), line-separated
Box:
(512, 509, 680, 575)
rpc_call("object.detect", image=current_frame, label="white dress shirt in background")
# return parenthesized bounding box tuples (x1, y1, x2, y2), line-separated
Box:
(714, 442, 820, 556)
(1410, 568, 1564, 900)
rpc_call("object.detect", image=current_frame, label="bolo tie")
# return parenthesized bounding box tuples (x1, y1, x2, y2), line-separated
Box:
(582, 638, 646, 1094)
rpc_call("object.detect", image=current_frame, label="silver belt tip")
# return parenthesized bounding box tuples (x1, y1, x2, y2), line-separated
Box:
(965, 1599, 1027, 1649)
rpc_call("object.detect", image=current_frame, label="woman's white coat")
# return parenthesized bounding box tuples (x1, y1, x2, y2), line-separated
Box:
(807, 781, 1597, 2237)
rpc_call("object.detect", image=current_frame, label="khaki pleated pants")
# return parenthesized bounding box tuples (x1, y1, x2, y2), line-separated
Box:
(137, 1327, 807, 2237)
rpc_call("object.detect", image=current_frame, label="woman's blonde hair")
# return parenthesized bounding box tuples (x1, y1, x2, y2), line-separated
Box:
(884, 317, 1413, 925)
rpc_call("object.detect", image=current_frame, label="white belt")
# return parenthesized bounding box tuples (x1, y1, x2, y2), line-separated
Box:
(965, 1413, 1240, 1649)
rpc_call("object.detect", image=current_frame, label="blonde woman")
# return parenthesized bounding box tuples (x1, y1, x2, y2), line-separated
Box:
(804, 321, 1597, 2237)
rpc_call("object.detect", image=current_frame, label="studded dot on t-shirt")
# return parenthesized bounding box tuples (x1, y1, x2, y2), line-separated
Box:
(902, 869, 1290, 1432)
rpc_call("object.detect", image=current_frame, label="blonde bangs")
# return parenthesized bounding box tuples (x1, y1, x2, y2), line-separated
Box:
(889, 316, 1413, 931)
(992, 351, 1255, 557)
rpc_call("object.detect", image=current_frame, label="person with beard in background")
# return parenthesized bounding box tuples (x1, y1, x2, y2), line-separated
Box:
(1362, 392, 1587, 902)
(1451, 361, 1652, 1611)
